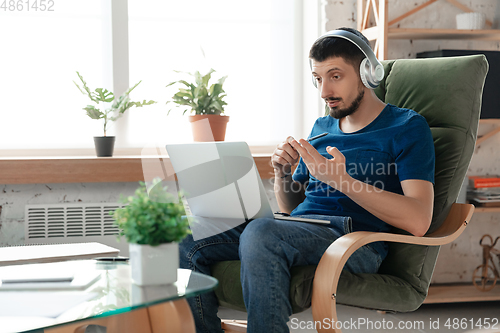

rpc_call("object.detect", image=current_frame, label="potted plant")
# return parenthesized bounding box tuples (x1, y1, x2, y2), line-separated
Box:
(74, 71, 156, 157)
(113, 178, 191, 286)
(166, 69, 229, 141)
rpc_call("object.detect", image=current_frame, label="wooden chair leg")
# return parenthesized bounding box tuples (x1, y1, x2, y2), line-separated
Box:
(45, 299, 195, 333)
(74, 325, 107, 333)
(221, 319, 248, 333)
(45, 308, 152, 333)
(148, 299, 195, 333)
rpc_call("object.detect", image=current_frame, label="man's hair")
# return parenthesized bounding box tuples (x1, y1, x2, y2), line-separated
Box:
(309, 27, 372, 73)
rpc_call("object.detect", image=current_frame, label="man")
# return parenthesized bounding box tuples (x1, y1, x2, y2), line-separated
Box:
(179, 27, 435, 333)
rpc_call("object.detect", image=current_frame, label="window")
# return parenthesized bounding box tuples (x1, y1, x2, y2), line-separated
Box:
(0, 0, 311, 151)
(0, 0, 106, 149)
(127, 0, 300, 146)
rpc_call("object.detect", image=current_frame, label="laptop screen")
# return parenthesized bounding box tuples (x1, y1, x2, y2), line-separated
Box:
(165, 141, 274, 240)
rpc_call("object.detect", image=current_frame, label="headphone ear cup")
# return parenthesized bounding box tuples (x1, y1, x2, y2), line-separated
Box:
(360, 58, 371, 89)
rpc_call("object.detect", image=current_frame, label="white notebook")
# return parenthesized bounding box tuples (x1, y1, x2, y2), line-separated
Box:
(0, 260, 102, 291)
(0, 242, 119, 266)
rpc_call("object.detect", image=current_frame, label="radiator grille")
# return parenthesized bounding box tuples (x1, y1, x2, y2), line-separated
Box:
(25, 203, 125, 240)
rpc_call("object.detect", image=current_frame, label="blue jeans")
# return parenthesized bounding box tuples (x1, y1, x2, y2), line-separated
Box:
(178, 215, 382, 333)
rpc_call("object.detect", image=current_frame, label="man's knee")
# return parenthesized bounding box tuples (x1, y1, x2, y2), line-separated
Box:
(239, 218, 280, 258)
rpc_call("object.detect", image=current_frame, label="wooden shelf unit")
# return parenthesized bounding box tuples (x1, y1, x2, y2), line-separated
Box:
(388, 28, 500, 41)
(474, 206, 500, 213)
(476, 119, 500, 147)
(469, 119, 500, 214)
(357, 0, 500, 60)
(425, 284, 500, 304)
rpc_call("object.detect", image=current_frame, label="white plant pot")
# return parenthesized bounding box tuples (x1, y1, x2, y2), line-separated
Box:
(129, 242, 179, 286)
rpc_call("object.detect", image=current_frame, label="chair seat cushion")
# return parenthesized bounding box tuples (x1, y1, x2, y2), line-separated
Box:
(212, 260, 428, 314)
(212, 261, 316, 313)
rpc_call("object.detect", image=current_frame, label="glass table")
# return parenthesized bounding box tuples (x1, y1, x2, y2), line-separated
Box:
(0, 260, 218, 333)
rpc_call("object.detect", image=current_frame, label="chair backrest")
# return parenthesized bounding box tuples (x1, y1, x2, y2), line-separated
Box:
(336, 55, 488, 312)
(376, 55, 487, 233)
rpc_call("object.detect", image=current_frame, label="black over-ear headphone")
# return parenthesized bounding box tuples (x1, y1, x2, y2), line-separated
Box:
(310, 29, 384, 89)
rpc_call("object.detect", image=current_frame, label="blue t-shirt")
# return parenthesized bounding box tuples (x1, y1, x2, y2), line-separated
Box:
(291, 104, 435, 258)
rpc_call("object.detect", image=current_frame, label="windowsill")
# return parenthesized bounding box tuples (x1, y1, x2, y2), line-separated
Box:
(0, 145, 276, 158)
(0, 146, 276, 184)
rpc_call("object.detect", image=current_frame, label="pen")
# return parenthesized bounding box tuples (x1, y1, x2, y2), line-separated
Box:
(307, 132, 328, 142)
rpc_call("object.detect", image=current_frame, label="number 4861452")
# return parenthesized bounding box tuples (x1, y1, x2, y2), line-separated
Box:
(444, 318, 499, 330)
(1, 0, 55, 11)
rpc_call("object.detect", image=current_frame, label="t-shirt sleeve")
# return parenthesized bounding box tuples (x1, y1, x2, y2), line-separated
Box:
(394, 115, 435, 184)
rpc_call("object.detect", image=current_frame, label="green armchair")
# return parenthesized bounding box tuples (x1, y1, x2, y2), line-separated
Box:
(212, 55, 488, 332)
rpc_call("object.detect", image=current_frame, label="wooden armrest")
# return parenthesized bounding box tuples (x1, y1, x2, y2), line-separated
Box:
(310, 203, 474, 333)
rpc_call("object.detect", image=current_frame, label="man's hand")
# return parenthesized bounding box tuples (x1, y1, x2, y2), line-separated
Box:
(290, 139, 350, 190)
(272, 136, 300, 178)
(273, 137, 306, 214)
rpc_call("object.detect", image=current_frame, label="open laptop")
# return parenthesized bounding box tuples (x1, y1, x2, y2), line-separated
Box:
(165, 142, 330, 234)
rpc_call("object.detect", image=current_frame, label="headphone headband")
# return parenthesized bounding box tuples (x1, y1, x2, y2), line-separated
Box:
(311, 29, 384, 89)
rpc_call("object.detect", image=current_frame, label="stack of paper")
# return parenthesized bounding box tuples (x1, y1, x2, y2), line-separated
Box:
(0, 242, 119, 266)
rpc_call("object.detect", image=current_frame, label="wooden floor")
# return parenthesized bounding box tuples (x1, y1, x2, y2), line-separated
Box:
(425, 284, 500, 304)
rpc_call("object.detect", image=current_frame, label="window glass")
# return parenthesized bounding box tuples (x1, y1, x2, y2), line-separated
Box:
(0, 0, 298, 150)
(0, 1, 105, 150)
(127, 0, 297, 146)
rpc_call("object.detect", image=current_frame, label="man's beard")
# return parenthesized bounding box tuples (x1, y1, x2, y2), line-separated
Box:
(327, 87, 365, 119)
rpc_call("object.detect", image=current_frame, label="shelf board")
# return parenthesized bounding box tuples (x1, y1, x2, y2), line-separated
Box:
(425, 284, 500, 303)
(474, 206, 500, 213)
(476, 119, 500, 146)
(388, 28, 500, 40)
(479, 119, 500, 124)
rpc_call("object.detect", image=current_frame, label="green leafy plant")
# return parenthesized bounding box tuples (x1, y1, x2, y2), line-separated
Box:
(166, 69, 228, 115)
(112, 178, 191, 246)
(74, 71, 156, 136)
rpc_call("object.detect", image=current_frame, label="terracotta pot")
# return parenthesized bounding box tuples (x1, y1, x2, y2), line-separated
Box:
(188, 115, 229, 142)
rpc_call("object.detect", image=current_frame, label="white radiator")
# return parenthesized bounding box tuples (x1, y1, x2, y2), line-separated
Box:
(24, 203, 129, 256)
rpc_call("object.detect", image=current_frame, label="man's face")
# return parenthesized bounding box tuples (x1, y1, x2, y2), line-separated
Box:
(311, 56, 365, 119)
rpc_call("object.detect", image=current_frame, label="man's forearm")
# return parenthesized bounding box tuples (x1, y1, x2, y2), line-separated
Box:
(274, 175, 306, 214)
(339, 176, 433, 237)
